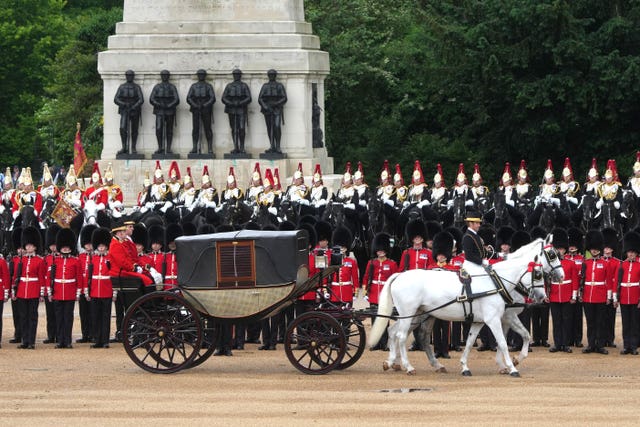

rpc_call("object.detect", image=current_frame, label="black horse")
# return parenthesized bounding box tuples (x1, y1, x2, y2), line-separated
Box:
(621, 189, 639, 232)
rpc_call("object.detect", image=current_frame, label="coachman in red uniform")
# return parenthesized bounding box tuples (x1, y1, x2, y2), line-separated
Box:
(580, 230, 613, 354)
(87, 227, 114, 348)
(13, 226, 46, 349)
(147, 225, 166, 278)
(329, 226, 359, 305)
(48, 228, 80, 349)
(363, 232, 397, 351)
(615, 231, 640, 355)
(548, 228, 579, 353)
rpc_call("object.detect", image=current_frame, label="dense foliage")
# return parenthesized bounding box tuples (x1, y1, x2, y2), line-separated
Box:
(2, 0, 639, 183)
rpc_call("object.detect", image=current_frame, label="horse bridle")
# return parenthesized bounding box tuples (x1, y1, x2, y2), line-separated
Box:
(512, 262, 545, 300)
(541, 244, 563, 281)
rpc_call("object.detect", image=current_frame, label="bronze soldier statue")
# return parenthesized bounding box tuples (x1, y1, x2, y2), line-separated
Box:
(149, 70, 179, 155)
(258, 69, 287, 154)
(114, 70, 144, 154)
(222, 69, 251, 154)
(187, 69, 215, 155)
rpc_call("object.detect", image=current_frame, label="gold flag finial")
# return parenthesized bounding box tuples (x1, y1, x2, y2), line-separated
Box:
(76, 122, 81, 132)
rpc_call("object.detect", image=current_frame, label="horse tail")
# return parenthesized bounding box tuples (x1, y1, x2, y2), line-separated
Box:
(367, 273, 399, 347)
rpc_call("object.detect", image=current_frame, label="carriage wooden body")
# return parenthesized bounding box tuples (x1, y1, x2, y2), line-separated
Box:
(122, 230, 365, 375)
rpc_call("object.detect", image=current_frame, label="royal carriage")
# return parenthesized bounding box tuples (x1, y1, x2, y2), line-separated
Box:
(121, 229, 366, 374)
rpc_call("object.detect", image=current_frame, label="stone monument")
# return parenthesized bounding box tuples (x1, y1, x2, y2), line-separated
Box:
(98, 0, 333, 205)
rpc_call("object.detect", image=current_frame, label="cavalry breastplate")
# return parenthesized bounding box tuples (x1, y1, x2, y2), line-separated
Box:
(516, 183, 530, 198)
(21, 191, 36, 205)
(181, 188, 197, 205)
(378, 185, 394, 200)
(311, 186, 325, 202)
(168, 182, 181, 197)
(40, 186, 56, 199)
(151, 183, 167, 201)
(287, 185, 307, 201)
(600, 183, 619, 201)
(201, 188, 216, 201)
(631, 177, 640, 197)
(453, 185, 468, 196)
(224, 188, 241, 200)
(540, 183, 557, 198)
(559, 181, 578, 196)
(355, 184, 368, 198)
(65, 189, 82, 202)
(337, 186, 355, 201)
(431, 186, 445, 202)
(585, 181, 600, 194)
(248, 186, 263, 201)
(472, 186, 486, 197)
(258, 191, 276, 206)
(408, 184, 424, 201)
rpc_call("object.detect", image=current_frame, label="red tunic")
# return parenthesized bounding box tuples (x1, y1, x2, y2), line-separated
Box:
(11, 190, 43, 216)
(566, 253, 585, 279)
(108, 237, 153, 286)
(362, 258, 397, 304)
(330, 256, 359, 303)
(617, 259, 640, 305)
(450, 254, 465, 270)
(0, 256, 10, 296)
(14, 255, 46, 299)
(84, 185, 108, 206)
(163, 252, 178, 289)
(549, 258, 579, 303)
(603, 256, 621, 300)
(299, 252, 317, 301)
(148, 251, 165, 274)
(89, 254, 113, 299)
(49, 255, 80, 301)
(581, 257, 612, 304)
(78, 252, 92, 293)
(399, 247, 433, 271)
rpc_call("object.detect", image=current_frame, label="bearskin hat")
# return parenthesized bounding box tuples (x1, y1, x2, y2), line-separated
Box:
(216, 224, 235, 233)
(197, 224, 216, 235)
(183, 222, 197, 237)
(623, 231, 640, 254)
(425, 221, 442, 242)
(243, 221, 260, 231)
(372, 232, 392, 255)
(262, 224, 278, 231)
(45, 223, 61, 248)
(315, 221, 333, 243)
(551, 228, 569, 250)
(55, 228, 77, 253)
(585, 229, 604, 252)
(332, 226, 352, 249)
(91, 227, 112, 249)
(148, 225, 165, 246)
(530, 226, 547, 241)
(279, 220, 297, 231)
(405, 219, 428, 242)
(444, 226, 464, 252)
(496, 226, 515, 247)
(12, 227, 23, 252)
(165, 223, 184, 244)
(299, 215, 317, 226)
(568, 227, 584, 252)
(80, 224, 98, 248)
(601, 227, 619, 255)
(131, 223, 148, 248)
(432, 231, 454, 261)
(477, 224, 496, 248)
(510, 230, 531, 252)
(22, 226, 42, 251)
(299, 223, 317, 249)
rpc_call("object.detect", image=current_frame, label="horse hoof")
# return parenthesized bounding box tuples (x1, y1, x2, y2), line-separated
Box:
(461, 370, 472, 377)
(436, 366, 448, 374)
(392, 363, 402, 371)
(499, 368, 509, 375)
(509, 371, 521, 378)
(407, 369, 417, 376)
(383, 361, 390, 371)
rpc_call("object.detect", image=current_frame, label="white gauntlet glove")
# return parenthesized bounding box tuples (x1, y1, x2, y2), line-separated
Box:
(149, 267, 163, 285)
(614, 201, 620, 209)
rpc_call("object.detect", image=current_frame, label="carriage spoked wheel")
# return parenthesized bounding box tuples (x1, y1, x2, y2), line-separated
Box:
(122, 291, 203, 374)
(336, 317, 366, 370)
(187, 316, 216, 369)
(284, 312, 346, 375)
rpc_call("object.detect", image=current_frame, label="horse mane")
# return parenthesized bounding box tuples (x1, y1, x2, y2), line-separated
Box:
(506, 238, 544, 260)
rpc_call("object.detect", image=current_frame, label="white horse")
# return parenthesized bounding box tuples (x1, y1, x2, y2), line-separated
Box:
(368, 237, 563, 376)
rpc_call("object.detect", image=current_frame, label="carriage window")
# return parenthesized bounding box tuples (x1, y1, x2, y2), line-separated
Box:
(216, 241, 256, 287)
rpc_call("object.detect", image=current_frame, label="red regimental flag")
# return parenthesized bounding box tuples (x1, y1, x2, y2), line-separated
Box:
(73, 123, 87, 176)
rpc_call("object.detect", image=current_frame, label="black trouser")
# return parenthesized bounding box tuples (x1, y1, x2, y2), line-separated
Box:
(192, 109, 213, 150)
(507, 308, 530, 349)
(12, 298, 23, 340)
(450, 321, 463, 349)
(279, 305, 295, 342)
(620, 304, 639, 351)
(480, 325, 497, 348)
(530, 304, 550, 343)
(114, 291, 125, 339)
(261, 311, 283, 348)
(570, 301, 583, 345)
(246, 321, 261, 343)
(433, 319, 450, 355)
(19, 298, 39, 346)
(604, 303, 616, 345)
(91, 298, 112, 346)
(44, 297, 57, 341)
(550, 302, 573, 348)
(214, 322, 232, 351)
(77, 296, 92, 340)
(583, 302, 607, 349)
(54, 300, 75, 347)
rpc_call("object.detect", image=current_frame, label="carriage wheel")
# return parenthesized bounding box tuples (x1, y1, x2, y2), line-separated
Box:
(123, 291, 202, 374)
(336, 319, 366, 370)
(284, 312, 346, 375)
(187, 317, 216, 369)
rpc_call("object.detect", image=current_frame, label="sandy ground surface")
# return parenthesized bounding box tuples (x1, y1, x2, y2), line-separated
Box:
(0, 299, 638, 427)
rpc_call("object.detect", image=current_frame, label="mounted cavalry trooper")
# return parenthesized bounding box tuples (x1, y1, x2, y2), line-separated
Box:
(103, 163, 124, 217)
(1, 167, 16, 215)
(376, 160, 393, 203)
(558, 157, 580, 212)
(334, 162, 357, 207)
(429, 163, 449, 215)
(177, 167, 198, 211)
(309, 164, 330, 217)
(584, 157, 602, 197)
(85, 163, 107, 211)
(273, 168, 283, 196)
(221, 166, 244, 207)
(470, 163, 490, 208)
(449, 163, 474, 208)
(12, 168, 44, 226)
(196, 166, 219, 209)
(165, 161, 182, 208)
(407, 160, 429, 206)
(245, 162, 264, 205)
(37, 163, 60, 216)
(596, 159, 622, 216)
(284, 163, 310, 208)
(137, 171, 152, 209)
(61, 165, 84, 211)
(257, 168, 280, 219)
(536, 159, 561, 208)
(389, 163, 408, 208)
(353, 161, 371, 208)
(627, 151, 640, 197)
(149, 161, 170, 208)
(514, 159, 535, 220)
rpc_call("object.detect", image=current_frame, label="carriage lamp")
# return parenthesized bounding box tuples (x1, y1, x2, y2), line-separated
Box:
(314, 250, 328, 269)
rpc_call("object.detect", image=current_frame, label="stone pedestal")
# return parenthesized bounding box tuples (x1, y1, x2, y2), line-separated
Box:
(98, 1, 332, 204)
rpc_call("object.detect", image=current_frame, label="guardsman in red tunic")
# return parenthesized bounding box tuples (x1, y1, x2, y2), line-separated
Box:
(580, 230, 612, 354)
(77, 224, 97, 343)
(13, 226, 46, 349)
(43, 224, 60, 344)
(399, 219, 433, 271)
(48, 228, 80, 349)
(601, 227, 621, 348)
(329, 226, 359, 305)
(0, 253, 10, 346)
(87, 227, 114, 348)
(566, 227, 585, 347)
(363, 232, 397, 351)
(548, 228, 579, 353)
(615, 232, 640, 355)
(8, 228, 24, 344)
(163, 223, 182, 290)
(147, 224, 166, 278)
